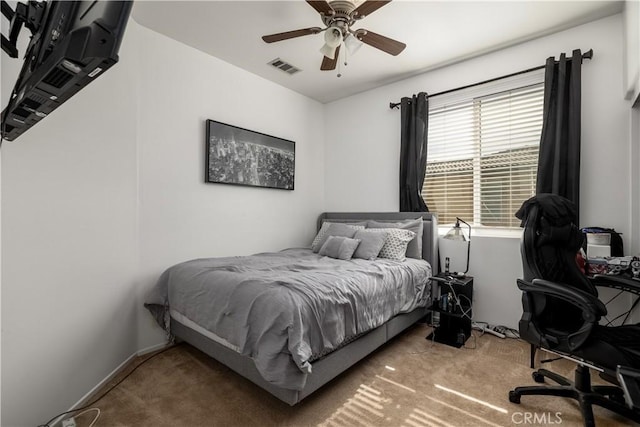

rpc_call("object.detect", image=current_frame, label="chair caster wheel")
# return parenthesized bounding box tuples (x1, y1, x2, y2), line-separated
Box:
(509, 390, 521, 404)
(532, 371, 545, 383)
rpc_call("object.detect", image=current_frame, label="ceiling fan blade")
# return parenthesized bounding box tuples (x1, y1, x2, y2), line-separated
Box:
(306, 1, 334, 15)
(262, 27, 322, 43)
(320, 45, 340, 70)
(352, 1, 391, 18)
(357, 30, 406, 56)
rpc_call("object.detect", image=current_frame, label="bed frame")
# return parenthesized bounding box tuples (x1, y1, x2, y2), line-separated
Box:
(171, 212, 439, 405)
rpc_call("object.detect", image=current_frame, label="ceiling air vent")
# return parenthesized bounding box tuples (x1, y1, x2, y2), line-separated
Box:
(268, 58, 301, 75)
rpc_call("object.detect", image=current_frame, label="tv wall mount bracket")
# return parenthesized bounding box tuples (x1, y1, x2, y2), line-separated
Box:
(1, 0, 46, 58)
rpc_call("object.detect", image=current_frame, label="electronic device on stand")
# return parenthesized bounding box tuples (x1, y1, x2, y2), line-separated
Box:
(427, 273, 474, 348)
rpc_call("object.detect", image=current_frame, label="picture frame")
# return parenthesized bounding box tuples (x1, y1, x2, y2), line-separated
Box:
(205, 119, 295, 190)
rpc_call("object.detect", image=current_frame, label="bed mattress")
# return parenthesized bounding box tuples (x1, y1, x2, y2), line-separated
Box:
(145, 248, 432, 390)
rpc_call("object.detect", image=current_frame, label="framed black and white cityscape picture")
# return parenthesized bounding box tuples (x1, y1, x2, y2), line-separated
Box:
(205, 120, 295, 190)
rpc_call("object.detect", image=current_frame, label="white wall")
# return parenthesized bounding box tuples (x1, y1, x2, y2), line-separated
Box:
(628, 105, 640, 326)
(1, 19, 325, 426)
(1, 20, 140, 427)
(623, 0, 640, 102)
(626, 1, 640, 256)
(0, 9, 633, 426)
(631, 105, 640, 254)
(324, 14, 631, 328)
(134, 25, 326, 349)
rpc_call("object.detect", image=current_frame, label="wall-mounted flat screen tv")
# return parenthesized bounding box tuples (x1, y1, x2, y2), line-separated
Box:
(1, 0, 133, 141)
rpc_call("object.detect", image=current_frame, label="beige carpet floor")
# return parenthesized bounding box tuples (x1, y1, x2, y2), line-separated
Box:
(73, 324, 634, 426)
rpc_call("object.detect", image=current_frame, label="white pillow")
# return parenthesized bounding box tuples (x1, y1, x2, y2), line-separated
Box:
(367, 218, 423, 259)
(376, 228, 416, 261)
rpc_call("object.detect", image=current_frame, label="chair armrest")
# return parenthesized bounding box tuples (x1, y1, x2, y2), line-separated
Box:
(592, 274, 640, 295)
(518, 278, 607, 320)
(517, 278, 605, 352)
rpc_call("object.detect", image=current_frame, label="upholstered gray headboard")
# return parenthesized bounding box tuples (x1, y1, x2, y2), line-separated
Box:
(317, 212, 439, 274)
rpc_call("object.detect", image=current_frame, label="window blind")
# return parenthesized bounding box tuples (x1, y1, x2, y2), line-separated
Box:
(422, 81, 544, 228)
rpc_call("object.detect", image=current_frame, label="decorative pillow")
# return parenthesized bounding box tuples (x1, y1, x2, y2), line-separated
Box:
(376, 228, 416, 261)
(311, 221, 366, 251)
(311, 223, 364, 253)
(367, 218, 423, 259)
(352, 229, 389, 260)
(319, 236, 361, 260)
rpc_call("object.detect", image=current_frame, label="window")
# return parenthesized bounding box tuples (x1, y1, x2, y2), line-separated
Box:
(422, 73, 544, 228)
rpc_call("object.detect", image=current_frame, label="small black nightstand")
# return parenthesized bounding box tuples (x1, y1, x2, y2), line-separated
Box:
(426, 273, 474, 348)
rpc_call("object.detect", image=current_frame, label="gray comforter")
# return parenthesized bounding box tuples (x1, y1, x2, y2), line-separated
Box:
(145, 248, 431, 390)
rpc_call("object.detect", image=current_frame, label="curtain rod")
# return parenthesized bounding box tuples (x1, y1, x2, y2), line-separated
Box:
(389, 49, 593, 109)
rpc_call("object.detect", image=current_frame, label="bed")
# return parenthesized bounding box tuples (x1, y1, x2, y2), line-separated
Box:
(145, 212, 438, 405)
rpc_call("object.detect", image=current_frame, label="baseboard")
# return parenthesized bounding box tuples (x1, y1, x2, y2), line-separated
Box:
(137, 341, 169, 356)
(52, 341, 169, 427)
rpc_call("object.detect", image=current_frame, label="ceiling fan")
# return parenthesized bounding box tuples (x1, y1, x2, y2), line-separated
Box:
(262, 0, 406, 71)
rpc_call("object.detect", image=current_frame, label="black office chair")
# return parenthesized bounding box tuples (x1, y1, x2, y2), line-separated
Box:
(508, 193, 640, 427)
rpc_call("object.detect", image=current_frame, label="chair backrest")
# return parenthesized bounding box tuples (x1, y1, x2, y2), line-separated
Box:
(518, 194, 596, 294)
(517, 194, 598, 335)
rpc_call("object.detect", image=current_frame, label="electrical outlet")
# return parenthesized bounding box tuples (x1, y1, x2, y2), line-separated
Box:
(61, 417, 76, 427)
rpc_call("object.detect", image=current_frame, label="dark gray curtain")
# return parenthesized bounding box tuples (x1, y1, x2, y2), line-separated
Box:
(536, 49, 582, 224)
(399, 92, 429, 212)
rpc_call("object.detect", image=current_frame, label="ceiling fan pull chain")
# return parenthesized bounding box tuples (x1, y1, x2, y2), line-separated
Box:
(344, 42, 349, 67)
(262, 0, 405, 72)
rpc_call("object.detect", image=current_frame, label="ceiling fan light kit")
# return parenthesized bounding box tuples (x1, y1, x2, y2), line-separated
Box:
(344, 33, 363, 56)
(320, 27, 343, 59)
(262, 0, 405, 72)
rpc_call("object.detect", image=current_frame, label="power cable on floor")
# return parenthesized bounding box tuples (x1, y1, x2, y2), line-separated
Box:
(38, 343, 181, 427)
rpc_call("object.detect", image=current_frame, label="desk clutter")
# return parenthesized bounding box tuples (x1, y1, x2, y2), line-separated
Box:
(586, 256, 640, 278)
(580, 226, 640, 279)
(582, 226, 624, 258)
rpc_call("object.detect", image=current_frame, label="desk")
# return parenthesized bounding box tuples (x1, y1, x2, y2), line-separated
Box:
(427, 274, 473, 348)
